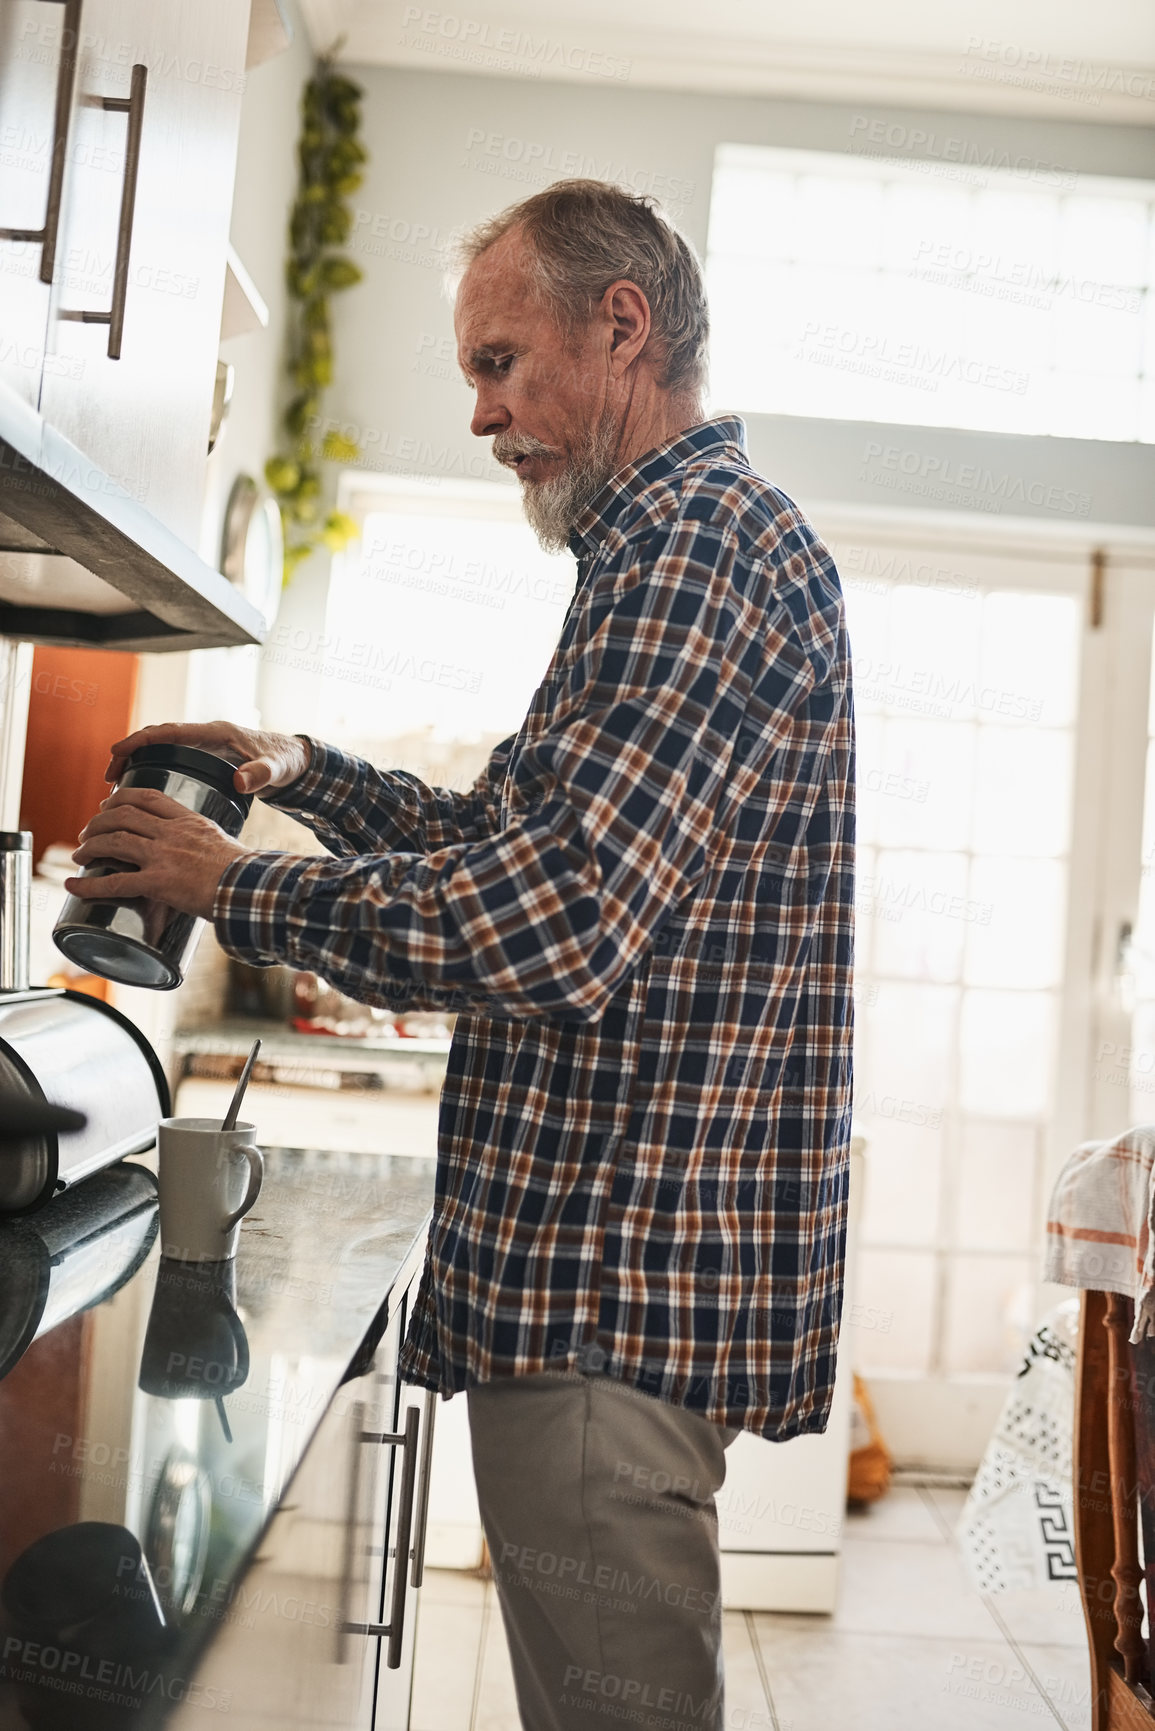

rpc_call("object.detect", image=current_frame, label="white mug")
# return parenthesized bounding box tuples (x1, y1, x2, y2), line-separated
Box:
(157, 1118, 264, 1263)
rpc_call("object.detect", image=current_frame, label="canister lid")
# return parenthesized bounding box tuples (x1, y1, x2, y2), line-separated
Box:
(0, 831, 32, 850)
(125, 746, 252, 815)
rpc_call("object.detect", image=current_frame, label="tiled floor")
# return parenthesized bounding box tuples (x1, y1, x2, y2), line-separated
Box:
(409, 1485, 1090, 1731)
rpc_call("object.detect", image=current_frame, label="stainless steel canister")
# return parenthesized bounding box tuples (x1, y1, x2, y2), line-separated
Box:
(0, 832, 31, 991)
(53, 745, 252, 991)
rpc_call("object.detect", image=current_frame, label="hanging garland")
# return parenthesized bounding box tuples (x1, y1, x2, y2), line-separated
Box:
(265, 54, 367, 579)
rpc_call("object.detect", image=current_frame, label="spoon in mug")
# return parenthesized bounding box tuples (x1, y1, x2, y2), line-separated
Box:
(221, 1039, 261, 1133)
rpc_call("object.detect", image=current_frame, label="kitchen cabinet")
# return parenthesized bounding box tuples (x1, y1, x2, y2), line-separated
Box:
(38, 0, 249, 544)
(0, 2, 62, 409)
(0, 0, 271, 652)
(167, 1231, 436, 1731)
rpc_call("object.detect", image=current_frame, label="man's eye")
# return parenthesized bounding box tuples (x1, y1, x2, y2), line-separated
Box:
(492, 355, 513, 375)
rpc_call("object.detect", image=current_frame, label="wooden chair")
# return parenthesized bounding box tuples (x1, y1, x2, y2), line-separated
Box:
(1075, 1289, 1155, 1728)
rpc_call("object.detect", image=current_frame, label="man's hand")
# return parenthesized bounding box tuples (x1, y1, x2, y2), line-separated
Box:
(64, 786, 253, 920)
(106, 721, 312, 797)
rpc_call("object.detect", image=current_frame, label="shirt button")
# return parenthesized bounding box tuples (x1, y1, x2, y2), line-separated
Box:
(577, 1343, 607, 1374)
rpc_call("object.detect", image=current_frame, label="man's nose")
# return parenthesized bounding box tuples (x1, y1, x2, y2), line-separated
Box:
(470, 389, 510, 439)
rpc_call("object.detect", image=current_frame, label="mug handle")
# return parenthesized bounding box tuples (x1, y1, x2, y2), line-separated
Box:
(223, 1145, 264, 1232)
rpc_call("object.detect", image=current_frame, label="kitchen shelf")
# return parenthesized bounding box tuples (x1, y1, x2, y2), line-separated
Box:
(246, 0, 292, 67)
(221, 245, 270, 341)
(0, 381, 267, 653)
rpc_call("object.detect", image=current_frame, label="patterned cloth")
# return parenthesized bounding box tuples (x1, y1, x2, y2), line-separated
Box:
(213, 415, 856, 1439)
(1045, 1125, 1155, 1344)
(957, 1303, 1079, 1594)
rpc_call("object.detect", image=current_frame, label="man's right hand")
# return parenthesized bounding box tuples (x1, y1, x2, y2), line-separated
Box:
(105, 722, 312, 798)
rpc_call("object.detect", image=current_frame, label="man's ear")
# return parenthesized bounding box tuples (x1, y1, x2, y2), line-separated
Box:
(603, 279, 651, 374)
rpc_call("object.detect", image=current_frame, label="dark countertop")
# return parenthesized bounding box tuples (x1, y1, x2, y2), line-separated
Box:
(0, 1148, 434, 1728)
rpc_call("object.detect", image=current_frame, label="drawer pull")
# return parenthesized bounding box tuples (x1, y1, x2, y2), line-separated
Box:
(410, 1388, 437, 1588)
(0, 0, 82, 281)
(342, 1402, 422, 1669)
(61, 62, 147, 358)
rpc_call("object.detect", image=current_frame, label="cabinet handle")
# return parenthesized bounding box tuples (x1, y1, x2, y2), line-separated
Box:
(410, 1388, 437, 1589)
(62, 62, 147, 358)
(0, 0, 82, 281)
(342, 1402, 421, 1670)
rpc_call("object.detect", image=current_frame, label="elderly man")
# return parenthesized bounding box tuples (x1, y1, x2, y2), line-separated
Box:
(68, 180, 854, 1728)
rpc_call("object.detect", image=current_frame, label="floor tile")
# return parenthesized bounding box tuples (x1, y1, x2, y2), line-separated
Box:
(473, 1587, 522, 1731)
(419, 1566, 491, 1608)
(923, 1485, 969, 1536)
(844, 1485, 947, 1545)
(410, 1598, 487, 1731)
(722, 1611, 775, 1729)
(1019, 1644, 1093, 1731)
(822, 1534, 999, 1639)
(983, 1581, 1089, 1650)
(752, 1627, 1058, 1731)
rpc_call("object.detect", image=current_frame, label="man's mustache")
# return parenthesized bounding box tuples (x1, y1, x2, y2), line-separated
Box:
(492, 432, 561, 467)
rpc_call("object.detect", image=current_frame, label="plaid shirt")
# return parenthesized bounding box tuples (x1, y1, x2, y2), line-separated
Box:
(214, 415, 855, 1439)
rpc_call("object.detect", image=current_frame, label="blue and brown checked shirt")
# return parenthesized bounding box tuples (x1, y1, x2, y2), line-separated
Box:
(213, 415, 855, 1440)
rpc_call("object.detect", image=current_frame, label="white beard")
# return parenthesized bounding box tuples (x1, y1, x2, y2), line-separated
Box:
(499, 409, 622, 554)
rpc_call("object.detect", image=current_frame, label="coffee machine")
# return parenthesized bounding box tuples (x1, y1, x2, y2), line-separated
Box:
(0, 832, 169, 1213)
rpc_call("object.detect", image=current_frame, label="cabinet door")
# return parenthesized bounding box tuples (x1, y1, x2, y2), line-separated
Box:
(0, 0, 62, 406)
(38, 0, 248, 541)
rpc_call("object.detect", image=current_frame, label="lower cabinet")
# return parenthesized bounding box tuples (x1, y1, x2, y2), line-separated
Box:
(169, 1246, 435, 1731)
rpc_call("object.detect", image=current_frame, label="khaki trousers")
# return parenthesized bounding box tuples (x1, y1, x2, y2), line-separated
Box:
(467, 1371, 740, 1731)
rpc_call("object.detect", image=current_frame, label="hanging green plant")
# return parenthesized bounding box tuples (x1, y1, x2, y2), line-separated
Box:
(265, 53, 367, 580)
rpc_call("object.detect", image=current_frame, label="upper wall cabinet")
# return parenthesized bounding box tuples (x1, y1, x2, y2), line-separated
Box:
(0, 0, 273, 651)
(0, 1, 61, 409)
(38, 0, 249, 545)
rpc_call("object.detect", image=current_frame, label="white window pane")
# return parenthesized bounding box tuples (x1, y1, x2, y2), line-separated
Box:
(872, 849, 968, 983)
(858, 1118, 943, 1246)
(707, 167, 796, 261)
(886, 585, 983, 721)
(959, 989, 1054, 1117)
(979, 592, 1079, 729)
(969, 190, 1060, 282)
(970, 728, 1073, 856)
(853, 844, 878, 977)
(954, 1122, 1040, 1250)
(323, 503, 572, 742)
(1053, 292, 1145, 377)
(881, 183, 975, 272)
(857, 981, 957, 1123)
(854, 713, 884, 846)
(795, 174, 884, 269)
(852, 1250, 936, 1374)
(941, 1254, 1035, 1375)
(1142, 289, 1155, 379)
(1058, 196, 1150, 288)
(869, 720, 974, 851)
(964, 857, 1067, 989)
(1042, 371, 1141, 441)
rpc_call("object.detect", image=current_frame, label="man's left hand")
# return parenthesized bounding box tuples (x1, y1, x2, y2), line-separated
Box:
(64, 785, 253, 919)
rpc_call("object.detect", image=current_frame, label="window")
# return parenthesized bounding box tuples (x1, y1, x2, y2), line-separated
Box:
(706, 144, 1155, 442)
(320, 475, 576, 759)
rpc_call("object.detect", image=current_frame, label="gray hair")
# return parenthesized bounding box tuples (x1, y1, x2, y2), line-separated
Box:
(453, 178, 709, 405)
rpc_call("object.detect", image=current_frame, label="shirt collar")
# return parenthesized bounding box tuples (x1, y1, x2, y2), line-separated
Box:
(566, 414, 748, 563)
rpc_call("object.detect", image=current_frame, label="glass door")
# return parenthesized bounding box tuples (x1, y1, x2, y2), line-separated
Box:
(827, 521, 1154, 1461)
